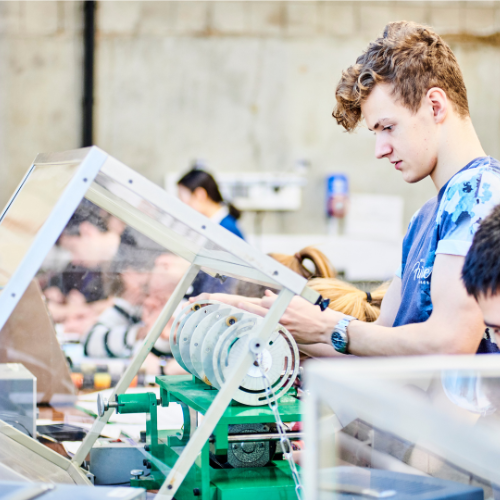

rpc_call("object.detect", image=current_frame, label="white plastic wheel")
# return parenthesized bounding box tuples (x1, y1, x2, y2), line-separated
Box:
(179, 304, 222, 374)
(169, 300, 218, 372)
(213, 321, 299, 406)
(200, 311, 249, 388)
(189, 306, 236, 381)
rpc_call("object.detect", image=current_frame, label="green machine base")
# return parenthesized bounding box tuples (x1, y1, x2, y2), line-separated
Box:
(122, 375, 302, 499)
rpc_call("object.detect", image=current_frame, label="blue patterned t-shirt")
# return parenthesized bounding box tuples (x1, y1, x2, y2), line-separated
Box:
(393, 157, 500, 353)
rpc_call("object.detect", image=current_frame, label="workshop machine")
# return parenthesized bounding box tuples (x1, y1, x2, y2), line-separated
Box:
(0, 147, 328, 499)
(98, 301, 303, 499)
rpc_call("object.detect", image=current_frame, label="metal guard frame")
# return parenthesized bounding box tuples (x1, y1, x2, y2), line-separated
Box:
(0, 147, 321, 499)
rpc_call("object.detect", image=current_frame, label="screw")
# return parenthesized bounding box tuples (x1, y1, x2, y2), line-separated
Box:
(232, 444, 238, 449)
(144, 445, 150, 452)
(193, 488, 201, 496)
(130, 469, 143, 480)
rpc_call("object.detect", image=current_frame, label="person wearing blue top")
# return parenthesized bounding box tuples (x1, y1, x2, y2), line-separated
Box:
(177, 166, 244, 240)
(231, 21, 500, 358)
(393, 156, 500, 354)
(177, 167, 244, 297)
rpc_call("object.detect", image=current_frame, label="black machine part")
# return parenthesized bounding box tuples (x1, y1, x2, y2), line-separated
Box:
(36, 424, 88, 442)
(226, 424, 277, 469)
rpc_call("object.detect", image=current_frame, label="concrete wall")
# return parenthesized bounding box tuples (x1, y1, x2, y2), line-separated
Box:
(0, 1, 83, 205)
(2, 1, 500, 238)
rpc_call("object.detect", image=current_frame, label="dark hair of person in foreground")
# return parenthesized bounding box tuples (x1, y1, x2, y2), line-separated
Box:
(462, 204, 500, 300)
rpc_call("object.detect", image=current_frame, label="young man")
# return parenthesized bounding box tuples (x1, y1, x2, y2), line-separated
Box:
(230, 21, 500, 356)
(462, 204, 500, 349)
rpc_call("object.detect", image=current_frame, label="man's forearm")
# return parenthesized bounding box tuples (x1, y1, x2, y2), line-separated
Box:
(344, 320, 482, 356)
(298, 342, 344, 358)
(313, 310, 482, 356)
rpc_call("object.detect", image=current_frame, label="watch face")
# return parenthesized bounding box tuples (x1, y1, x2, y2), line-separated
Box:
(331, 330, 347, 354)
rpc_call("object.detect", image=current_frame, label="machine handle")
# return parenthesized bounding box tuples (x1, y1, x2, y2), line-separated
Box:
(96, 393, 120, 417)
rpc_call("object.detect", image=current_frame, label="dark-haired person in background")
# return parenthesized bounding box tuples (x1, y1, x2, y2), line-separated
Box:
(462, 204, 500, 351)
(177, 167, 244, 240)
(177, 166, 244, 297)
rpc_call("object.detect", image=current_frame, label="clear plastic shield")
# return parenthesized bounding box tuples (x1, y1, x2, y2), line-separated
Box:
(0, 147, 318, 494)
(304, 356, 500, 500)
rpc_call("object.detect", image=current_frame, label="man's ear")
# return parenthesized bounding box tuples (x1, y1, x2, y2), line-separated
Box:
(426, 87, 448, 124)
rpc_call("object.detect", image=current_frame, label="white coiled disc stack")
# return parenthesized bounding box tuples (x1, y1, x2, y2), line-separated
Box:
(169, 300, 299, 406)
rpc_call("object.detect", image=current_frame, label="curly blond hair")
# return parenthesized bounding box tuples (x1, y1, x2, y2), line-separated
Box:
(269, 246, 336, 280)
(333, 21, 469, 132)
(308, 278, 389, 322)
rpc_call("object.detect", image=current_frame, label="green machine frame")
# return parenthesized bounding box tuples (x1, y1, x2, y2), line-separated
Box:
(108, 375, 301, 499)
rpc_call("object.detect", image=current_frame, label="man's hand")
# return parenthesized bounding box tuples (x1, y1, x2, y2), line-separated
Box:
(240, 290, 341, 345)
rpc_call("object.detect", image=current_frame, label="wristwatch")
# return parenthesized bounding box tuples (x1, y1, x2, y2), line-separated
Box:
(331, 315, 357, 354)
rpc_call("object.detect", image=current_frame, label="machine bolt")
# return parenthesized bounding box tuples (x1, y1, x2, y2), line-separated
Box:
(232, 444, 238, 450)
(193, 488, 201, 496)
(143, 459, 152, 469)
(144, 445, 150, 452)
(131, 470, 143, 480)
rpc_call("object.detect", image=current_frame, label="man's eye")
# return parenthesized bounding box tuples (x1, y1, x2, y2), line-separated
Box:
(383, 125, 393, 131)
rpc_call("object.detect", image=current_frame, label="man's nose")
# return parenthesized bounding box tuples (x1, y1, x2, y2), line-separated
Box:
(375, 135, 392, 159)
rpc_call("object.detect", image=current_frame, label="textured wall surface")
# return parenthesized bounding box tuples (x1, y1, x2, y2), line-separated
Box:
(2, 1, 500, 238)
(0, 2, 83, 205)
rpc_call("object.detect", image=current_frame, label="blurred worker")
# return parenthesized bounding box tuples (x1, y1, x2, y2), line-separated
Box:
(205, 21, 500, 358)
(54, 200, 117, 302)
(177, 166, 244, 240)
(177, 166, 244, 297)
(45, 199, 165, 335)
(84, 252, 190, 359)
(462, 203, 500, 348)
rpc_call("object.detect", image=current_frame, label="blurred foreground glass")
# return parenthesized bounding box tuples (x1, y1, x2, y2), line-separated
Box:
(304, 356, 500, 500)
